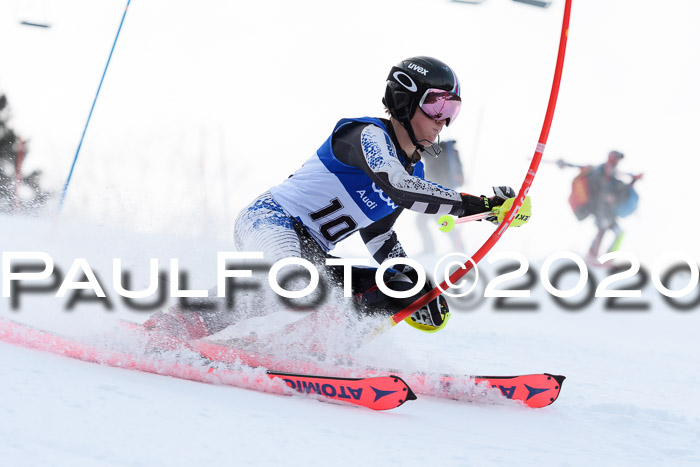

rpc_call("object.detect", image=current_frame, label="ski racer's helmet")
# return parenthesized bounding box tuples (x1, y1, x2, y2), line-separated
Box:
(383, 56, 461, 152)
(608, 150, 624, 163)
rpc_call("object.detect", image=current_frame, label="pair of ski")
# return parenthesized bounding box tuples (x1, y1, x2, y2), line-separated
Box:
(0, 318, 565, 411)
(189, 336, 565, 410)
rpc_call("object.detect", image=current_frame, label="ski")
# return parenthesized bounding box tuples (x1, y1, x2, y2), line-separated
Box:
(410, 372, 565, 409)
(0, 318, 414, 411)
(267, 371, 415, 411)
(119, 320, 565, 408)
(1, 317, 564, 409)
(189, 338, 565, 408)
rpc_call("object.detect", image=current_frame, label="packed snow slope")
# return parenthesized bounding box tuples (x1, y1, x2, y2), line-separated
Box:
(2, 0, 700, 466)
(2, 214, 700, 467)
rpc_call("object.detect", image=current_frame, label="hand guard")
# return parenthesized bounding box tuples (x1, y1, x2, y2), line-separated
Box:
(488, 195, 532, 227)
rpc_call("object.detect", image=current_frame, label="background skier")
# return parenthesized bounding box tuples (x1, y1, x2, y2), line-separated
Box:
(559, 150, 643, 263)
(415, 139, 467, 254)
(0, 93, 50, 214)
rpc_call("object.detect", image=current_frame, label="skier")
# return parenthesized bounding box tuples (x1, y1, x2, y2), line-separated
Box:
(560, 150, 643, 263)
(144, 56, 530, 346)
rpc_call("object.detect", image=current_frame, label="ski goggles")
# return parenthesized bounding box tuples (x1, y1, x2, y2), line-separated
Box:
(419, 88, 461, 125)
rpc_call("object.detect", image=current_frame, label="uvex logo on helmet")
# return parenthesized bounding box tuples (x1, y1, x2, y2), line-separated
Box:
(407, 63, 429, 76)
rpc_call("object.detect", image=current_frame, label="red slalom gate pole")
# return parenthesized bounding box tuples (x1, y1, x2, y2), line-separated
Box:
(390, 0, 573, 326)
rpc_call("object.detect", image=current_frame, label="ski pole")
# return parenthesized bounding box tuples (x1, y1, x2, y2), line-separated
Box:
(544, 158, 640, 178)
(437, 212, 493, 231)
(57, 0, 132, 213)
(389, 0, 573, 326)
(541, 158, 582, 169)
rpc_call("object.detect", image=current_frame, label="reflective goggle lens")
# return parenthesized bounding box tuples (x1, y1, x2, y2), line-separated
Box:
(419, 89, 461, 124)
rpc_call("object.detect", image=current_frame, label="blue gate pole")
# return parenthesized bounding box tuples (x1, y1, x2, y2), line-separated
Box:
(57, 0, 132, 213)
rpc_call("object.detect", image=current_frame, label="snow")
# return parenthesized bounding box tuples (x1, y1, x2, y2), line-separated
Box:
(1, 0, 700, 466)
(3, 215, 700, 466)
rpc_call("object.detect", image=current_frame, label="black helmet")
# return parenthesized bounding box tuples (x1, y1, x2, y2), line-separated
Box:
(383, 56, 461, 153)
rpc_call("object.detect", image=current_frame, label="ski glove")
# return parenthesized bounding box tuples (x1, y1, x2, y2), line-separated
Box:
(485, 186, 516, 224)
(459, 186, 516, 218)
